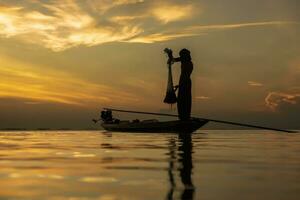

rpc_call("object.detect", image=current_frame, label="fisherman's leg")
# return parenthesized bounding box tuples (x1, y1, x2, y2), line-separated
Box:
(179, 98, 190, 120)
(185, 97, 191, 119)
(177, 90, 187, 120)
(186, 82, 192, 119)
(182, 101, 190, 120)
(177, 99, 185, 120)
(179, 83, 191, 120)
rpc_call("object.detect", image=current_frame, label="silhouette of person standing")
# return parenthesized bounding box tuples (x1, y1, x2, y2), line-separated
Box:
(167, 49, 193, 120)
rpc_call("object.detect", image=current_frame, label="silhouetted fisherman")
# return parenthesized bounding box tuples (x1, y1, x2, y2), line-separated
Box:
(166, 48, 193, 121)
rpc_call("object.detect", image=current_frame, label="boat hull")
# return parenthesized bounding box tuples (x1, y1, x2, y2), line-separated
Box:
(101, 118, 208, 133)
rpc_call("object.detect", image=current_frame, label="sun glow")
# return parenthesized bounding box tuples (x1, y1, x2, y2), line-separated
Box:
(151, 4, 194, 24)
(0, 55, 139, 106)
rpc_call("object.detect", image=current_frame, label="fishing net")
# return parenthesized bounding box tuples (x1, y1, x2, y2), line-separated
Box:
(164, 64, 177, 104)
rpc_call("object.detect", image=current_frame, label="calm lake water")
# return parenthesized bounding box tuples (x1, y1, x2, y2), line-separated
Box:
(0, 130, 299, 200)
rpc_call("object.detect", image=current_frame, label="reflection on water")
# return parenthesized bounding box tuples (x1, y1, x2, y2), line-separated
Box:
(0, 130, 300, 200)
(167, 133, 194, 200)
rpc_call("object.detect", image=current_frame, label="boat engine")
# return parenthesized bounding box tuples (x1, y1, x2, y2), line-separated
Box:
(101, 110, 113, 122)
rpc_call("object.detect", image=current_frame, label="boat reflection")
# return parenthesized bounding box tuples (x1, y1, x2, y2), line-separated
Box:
(167, 133, 194, 200)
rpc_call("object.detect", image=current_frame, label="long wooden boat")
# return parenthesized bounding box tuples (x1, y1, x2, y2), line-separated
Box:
(96, 108, 295, 133)
(101, 118, 208, 133)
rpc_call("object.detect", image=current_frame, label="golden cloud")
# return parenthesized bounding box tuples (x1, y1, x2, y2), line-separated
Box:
(187, 21, 299, 31)
(0, 0, 143, 51)
(0, 1, 299, 51)
(195, 96, 211, 100)
(87, 0, 144, 13)
(265, 91, 300, 111)
(128, 32, 197, 43)
(151, 4, 194, 24)
(127, 21, 299, 45)
(248, 81, 263, 87)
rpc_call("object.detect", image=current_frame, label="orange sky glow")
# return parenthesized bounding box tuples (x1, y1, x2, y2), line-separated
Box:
(0, 0, 299, 129)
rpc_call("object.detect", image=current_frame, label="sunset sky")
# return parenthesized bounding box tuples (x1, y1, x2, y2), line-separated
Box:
(0, 0, 299, 129)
